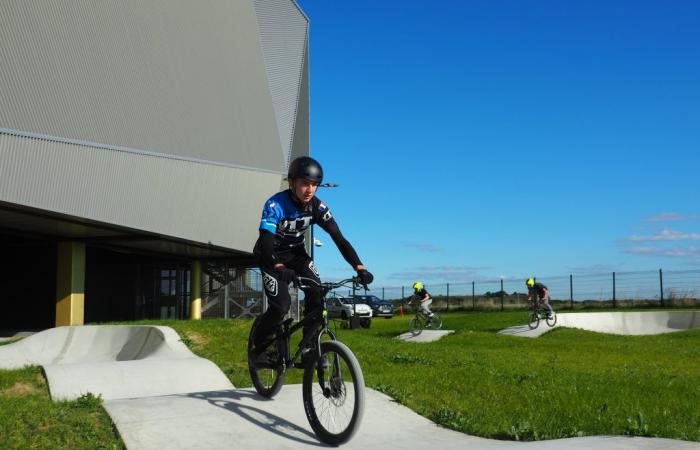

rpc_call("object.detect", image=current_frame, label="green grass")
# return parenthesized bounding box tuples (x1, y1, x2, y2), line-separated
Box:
(0, 366, 123, 449)
(1, 310, 698, 445)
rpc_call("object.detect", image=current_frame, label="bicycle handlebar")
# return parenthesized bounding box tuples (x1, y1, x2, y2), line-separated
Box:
(294, 276, 368, 292)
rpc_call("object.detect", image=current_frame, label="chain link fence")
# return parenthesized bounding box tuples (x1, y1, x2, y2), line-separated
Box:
(195, 266, 699, 318)
(374, 269, 700, 311)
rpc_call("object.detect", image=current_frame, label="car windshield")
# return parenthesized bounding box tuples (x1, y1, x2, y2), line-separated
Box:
(339, 298, 360, 305)
(355, 296, 383, 304)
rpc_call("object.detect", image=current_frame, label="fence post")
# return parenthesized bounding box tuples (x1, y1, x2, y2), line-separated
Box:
(472, 281, 475, 310)
(224, 262, 230, 319)
(382, 287, 385, 301)
(402, 286, 404, 299)
(224, 283, 230, 319)
(500, 278, 504, 311)
(612, 271, 616, 308)
(569, 274, 573, 309)
(659, 268, 664, 307)
(446, 283, 450, 311)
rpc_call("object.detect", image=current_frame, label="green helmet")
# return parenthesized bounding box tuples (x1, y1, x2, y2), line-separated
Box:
(526, 278, 535, 288)
(413, 281, 423, 290)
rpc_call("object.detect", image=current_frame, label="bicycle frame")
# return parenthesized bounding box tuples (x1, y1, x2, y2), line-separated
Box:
(531, 299, 548, 318)
(257, 277, 363, 372)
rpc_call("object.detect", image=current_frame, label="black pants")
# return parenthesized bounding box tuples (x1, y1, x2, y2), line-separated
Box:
(255, 252, 322, 349)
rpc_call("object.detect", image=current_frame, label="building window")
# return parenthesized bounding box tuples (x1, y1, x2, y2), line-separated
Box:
(160, 269, 177, 296)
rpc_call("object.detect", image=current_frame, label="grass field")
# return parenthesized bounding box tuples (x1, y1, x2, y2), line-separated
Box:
(1, 310, 699, 447)
(0, 365, 123, 449)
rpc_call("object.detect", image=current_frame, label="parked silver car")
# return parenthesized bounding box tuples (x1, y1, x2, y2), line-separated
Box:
(325, 294, 373, 321)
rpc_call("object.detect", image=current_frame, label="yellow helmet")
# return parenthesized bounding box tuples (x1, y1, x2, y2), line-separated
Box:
(413, 281, 423, 290)
(526, 278, 535, 288)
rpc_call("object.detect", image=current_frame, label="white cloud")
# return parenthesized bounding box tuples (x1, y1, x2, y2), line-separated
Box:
(403, 242, 446, 253)
(624, 246, 700, 257)
(627, 229, 700, 242)
(387, 265, 490, 283)
(644, 212, 699, 222)
(644, 212, 686, 222)
(565, 264, 621, 274)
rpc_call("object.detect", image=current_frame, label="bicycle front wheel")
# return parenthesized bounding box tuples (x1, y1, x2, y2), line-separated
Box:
(248, 316, 286, 398)
(408, 316, 424, 335)
(527, 311, 540, 330)
(302, 340, 365, 445)
(546, 312, 557, 327)
(428, 313, 443, 330)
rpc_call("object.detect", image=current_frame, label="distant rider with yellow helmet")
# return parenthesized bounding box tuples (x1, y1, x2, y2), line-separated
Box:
(526, 278, 555, 319)
(412, 282, 434, 324)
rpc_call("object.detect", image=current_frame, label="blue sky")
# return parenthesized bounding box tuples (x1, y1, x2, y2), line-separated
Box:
(294, 0, 700, 288)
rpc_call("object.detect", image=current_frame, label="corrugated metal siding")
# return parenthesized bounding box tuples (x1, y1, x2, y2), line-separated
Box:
(252, 0, 309, 169)
(0, 0, 284, 172)
(290, 43, 310, 163)
(0, 133, 282, 253)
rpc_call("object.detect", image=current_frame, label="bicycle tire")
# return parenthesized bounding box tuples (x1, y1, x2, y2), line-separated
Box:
(546, 313, 557, 327)
(527, 311, 540, 330)
(408, 316, 423, 335)
(429, 313, 443, 330)
(248, 316, 286, 398)
(302, 340, 365, 445)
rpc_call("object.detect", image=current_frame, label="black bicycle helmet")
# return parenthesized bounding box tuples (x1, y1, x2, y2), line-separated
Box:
(287, 156, 323, 184)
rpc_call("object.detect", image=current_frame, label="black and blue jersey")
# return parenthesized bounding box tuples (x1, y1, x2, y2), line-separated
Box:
(254, 189, 362, 269)
(259, 190, 333, 251)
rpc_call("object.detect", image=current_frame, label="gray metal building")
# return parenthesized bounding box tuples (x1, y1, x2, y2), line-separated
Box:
(0, 0, 309, 328)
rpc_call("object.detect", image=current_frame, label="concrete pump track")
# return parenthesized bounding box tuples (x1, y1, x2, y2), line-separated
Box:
(1, 312, 699, 449)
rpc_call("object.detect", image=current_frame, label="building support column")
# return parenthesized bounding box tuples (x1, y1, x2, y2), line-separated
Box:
(55, 242, 86, 326)
(190, 260, 202, 320)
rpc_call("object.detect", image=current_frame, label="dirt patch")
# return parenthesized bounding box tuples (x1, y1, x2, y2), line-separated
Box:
(2, 382, 39, 397)
(185, 331, 209, 348)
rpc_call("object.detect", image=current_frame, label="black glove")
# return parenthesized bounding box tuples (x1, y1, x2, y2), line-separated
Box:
(356, 269, 374, 286)
(275, 267, 296, 283)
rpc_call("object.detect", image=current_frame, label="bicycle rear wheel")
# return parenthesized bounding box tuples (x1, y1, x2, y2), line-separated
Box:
(248, 316, 286, 398)
(527, 311, 540, 329)
(428, 313, 443, 330)
(302, 340, 365, 445)
(408, 316, 424, 335)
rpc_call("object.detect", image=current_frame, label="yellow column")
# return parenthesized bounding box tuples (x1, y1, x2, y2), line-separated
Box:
(190, 260, 202, 320)
(55, 242, 86, 326)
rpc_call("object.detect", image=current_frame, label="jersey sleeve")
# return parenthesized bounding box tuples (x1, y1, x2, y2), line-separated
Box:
(313, 199, 334, 224)
(259, 198, 282, 234)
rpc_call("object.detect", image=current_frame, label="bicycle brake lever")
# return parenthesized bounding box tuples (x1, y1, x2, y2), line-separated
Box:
(352, 276, 369, 291)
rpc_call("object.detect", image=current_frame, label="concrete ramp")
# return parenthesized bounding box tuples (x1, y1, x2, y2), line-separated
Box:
(103, 385, 699, 450)
(397, 329, 455, 342)
(2, 325, 698, 449)
(0, 325, 233, 400)
(499, 311, 700, 337)
(556, 311, 700, 335)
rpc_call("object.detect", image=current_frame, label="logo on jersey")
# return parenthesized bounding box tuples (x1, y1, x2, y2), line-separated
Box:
(263, 272, 278, 297)
(309, 261, 320, 278)
(321, 210, 333, 222)
(278, 216, 312, 235)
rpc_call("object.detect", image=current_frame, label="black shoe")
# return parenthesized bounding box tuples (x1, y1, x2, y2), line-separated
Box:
(254, 351, 276, 368)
